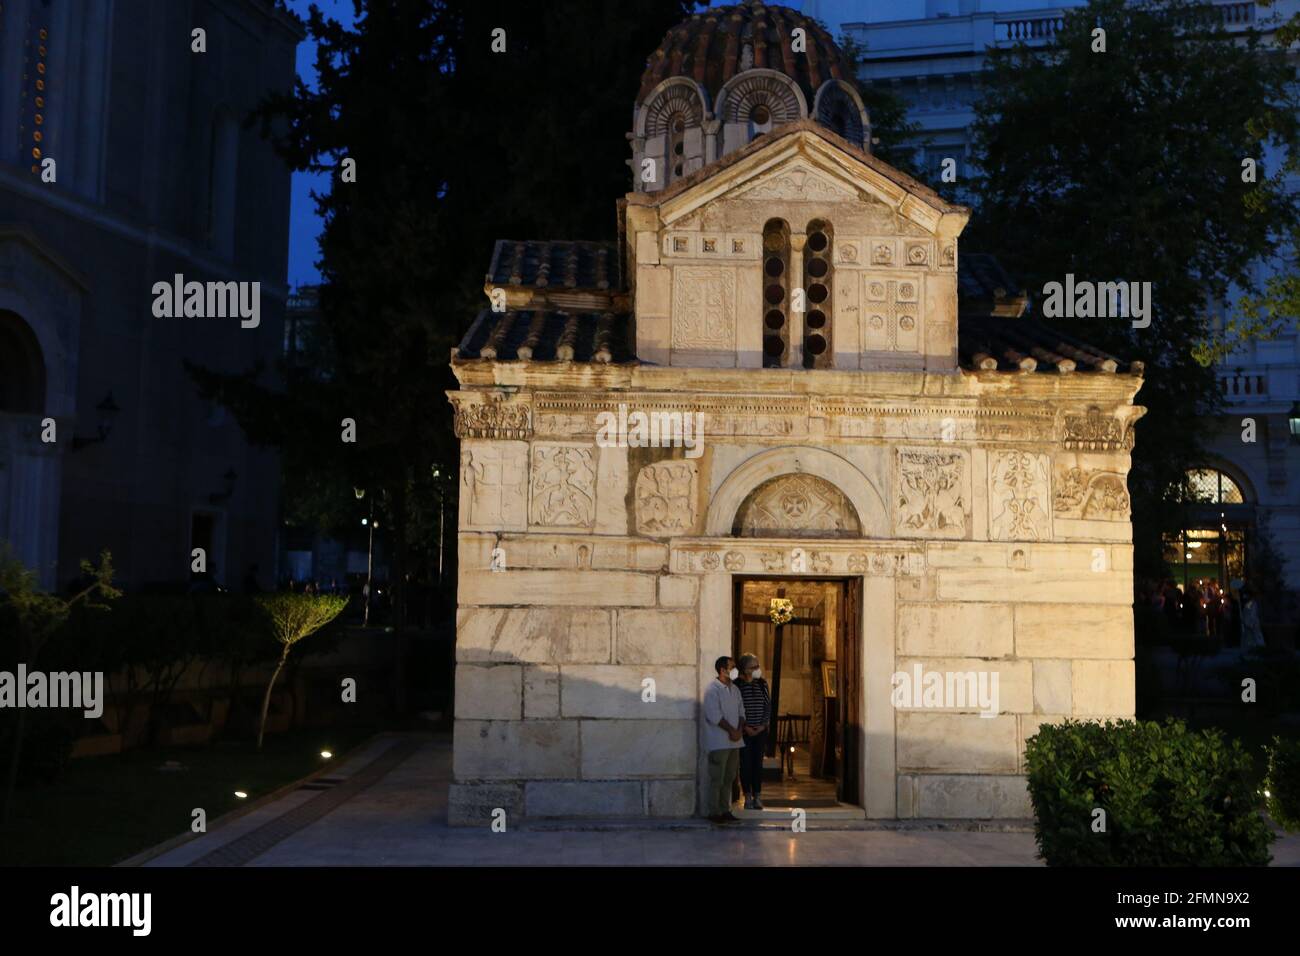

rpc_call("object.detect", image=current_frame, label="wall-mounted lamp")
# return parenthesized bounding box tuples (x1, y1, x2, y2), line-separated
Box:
(1288, 401, 1300, 443)
(209, 467, 237, 504)
(72, 391, 120, 450)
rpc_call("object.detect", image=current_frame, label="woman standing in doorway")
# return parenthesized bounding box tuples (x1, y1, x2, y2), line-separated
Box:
(737, 653, 771, 810)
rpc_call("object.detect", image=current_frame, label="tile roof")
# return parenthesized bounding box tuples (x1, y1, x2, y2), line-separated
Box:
(486, 240, 621, 291)
(455, 309, 634, 364)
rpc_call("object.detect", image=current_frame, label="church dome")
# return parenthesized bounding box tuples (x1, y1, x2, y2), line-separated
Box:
(637, 1, 853, 109)
(630, 1, 869, 192)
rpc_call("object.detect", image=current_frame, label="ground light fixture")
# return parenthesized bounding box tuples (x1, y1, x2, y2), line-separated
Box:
(234, 791, 248, 799)
(320, 751, 333, 760)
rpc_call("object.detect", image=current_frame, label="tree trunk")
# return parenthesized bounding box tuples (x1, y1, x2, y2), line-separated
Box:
(256, 647, 290, 752)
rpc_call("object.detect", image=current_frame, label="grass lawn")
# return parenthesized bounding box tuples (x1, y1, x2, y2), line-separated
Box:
(0, 724, 381, 867)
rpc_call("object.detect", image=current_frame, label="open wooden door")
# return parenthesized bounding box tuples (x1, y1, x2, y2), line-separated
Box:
(837, 577, 862, 805)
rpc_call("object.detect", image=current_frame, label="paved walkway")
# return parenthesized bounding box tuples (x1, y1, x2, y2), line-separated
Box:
(132, 734, 1300, 867)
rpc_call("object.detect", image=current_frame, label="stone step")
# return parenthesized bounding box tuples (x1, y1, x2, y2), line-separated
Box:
(733, 805, 866, 821)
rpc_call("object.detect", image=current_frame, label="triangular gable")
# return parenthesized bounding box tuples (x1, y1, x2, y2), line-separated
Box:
(637, 121, 969, 239)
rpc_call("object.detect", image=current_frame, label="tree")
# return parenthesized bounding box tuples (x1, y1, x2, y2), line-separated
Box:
(0, 548, 118, 822)
(253, 592, 349, 750)
(187, 0, 701, 638)
(965, 0, 1300, 579)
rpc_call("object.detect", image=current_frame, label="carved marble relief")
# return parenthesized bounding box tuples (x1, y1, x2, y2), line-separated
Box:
(634, 460, 698, 536)
(989, 450, 1052, 541)
(895, 448, 969, 538)
(461, 441, 528, 530)
(672, 266, 736, 350)
(734, 473, 862, 538)
(1054, 466, 1131, 521)
(733, 163, 857, 201)
(529, 444, 596, 528)
(861, 274, 922, 352)
(453, 394, 532, 439)
(1062, 406, 1133, 451)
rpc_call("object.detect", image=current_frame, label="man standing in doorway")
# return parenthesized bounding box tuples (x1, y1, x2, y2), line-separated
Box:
(704, 655, 745, 824)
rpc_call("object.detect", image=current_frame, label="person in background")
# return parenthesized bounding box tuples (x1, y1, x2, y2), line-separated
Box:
(735, 653, 771, 810)
(1240, 587, 1267, 653)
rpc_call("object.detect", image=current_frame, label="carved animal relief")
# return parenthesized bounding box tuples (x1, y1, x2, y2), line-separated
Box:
(1054, 466, 1131, 521)
(896, 448, 968, 538)
(635, 460, 698, 535)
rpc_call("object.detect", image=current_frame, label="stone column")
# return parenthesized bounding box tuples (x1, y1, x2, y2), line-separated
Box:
(789, 233, 806, 369)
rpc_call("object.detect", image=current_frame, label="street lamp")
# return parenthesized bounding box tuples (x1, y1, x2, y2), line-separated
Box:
(432, 466, 446, 585)
(72, 391, 121, 450)
(355, 487, 374, 627)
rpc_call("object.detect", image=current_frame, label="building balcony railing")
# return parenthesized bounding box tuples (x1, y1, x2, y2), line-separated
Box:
(995, 2, 1254, 48)
(1220, 371, 1268, 400)
(995, 15, 1064, 45)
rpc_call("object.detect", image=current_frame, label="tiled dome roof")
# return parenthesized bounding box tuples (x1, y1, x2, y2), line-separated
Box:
(637, 1, 853, 107)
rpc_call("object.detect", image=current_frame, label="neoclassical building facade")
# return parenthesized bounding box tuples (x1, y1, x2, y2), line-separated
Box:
(0, 0, 299, 590)
(448, 2, 1143, 823)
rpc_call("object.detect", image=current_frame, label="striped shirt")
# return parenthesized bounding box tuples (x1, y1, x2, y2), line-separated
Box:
(738, 678, 770, 727)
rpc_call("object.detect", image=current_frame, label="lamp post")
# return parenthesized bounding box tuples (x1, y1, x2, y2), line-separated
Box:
(432, 466, 445, 585)
(72, 391, 121, 450)
(355, 487, 375, 627)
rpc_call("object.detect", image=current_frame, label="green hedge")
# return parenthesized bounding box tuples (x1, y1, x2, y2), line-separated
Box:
(1025, 718, 1273, 866)
(1265, 736, 1300, 832)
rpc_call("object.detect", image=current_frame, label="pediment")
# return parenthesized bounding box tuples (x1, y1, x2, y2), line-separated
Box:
(650, 126, 969, 239)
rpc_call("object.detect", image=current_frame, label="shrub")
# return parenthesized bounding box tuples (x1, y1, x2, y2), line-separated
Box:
(1025, 718, 1273, 866)
(1264, 736, 1300, 832)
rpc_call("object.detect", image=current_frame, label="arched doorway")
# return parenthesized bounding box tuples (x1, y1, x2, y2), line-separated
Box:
(0, 310, 47, 414)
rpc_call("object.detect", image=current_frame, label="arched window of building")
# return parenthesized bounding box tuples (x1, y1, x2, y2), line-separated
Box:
(803, 219, 833, 369)
(0, 311, 47, 414)
(762, 219, 791, 368)
(1160, 467, 1254, 636)
(1185, 467, 1245, 504)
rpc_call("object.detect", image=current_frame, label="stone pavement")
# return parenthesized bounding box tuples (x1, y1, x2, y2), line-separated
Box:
(131, 734, 1300, 867)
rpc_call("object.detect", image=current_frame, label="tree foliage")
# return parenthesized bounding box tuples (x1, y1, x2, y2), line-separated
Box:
(966, 0, 1300, 578)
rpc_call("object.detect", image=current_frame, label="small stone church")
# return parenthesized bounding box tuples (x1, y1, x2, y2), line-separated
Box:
(447, 2, 1142, 824)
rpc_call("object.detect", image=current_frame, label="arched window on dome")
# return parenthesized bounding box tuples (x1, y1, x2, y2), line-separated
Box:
(814, 80, 867, 149)
(635, 79, 705, 192)
(717, 70, 806, 157)
(803, 220, 833, 369)
(762, 219, 791, 369)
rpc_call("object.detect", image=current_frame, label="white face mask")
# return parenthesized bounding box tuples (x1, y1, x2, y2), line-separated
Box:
(752, 668, 762, 678)
(729, 668, 739, 680)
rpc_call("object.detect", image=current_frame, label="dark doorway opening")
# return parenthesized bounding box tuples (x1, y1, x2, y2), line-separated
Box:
(731, 576, 861, 811)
